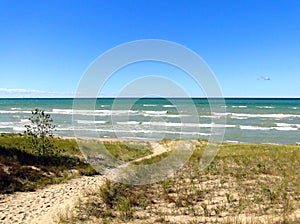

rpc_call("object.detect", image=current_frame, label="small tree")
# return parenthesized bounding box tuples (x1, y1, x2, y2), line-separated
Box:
(25, 108, 56, 155)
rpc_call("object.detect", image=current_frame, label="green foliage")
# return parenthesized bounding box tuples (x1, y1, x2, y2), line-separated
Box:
(132, 150, 171, 165)
(0, 133, 93, 193)
(103, 141, 152, 162)
(98, 180, 139, 221)
(24, 108, 56, 155)
(78, 165, 98, 176)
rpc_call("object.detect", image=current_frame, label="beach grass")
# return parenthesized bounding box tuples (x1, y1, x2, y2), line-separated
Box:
(1, 133, 299, 222)
(78, 139, 153, 163)
(59, 141, 300, 223)
(0, 133, 152, 194)
(0, 133, 92, 193)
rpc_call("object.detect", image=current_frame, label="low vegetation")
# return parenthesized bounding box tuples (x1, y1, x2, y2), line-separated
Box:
(0, 133, 152, 194)
(0, 109, 154, 194)
(24, 108, 56, 156)
(59, 141, 300, 223)
(83, 140, 152, 163)
(0, 133, 90, 193)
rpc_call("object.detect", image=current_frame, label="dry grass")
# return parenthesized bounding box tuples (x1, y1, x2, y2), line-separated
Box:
(58, 140, 300, 223)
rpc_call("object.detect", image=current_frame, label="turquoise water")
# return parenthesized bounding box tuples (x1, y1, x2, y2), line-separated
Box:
(1, 98, 300, 144)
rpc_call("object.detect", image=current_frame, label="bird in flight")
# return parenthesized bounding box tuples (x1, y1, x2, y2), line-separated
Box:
(258, 76, 271, 81)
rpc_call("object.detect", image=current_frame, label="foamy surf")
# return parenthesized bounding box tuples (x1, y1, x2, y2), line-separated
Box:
(1, 98, 300, 144)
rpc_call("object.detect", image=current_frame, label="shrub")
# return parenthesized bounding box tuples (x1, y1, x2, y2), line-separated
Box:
(24, 108, 56, 155)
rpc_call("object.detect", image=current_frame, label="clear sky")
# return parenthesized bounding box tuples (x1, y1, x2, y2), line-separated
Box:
(0, 0, 300, 98)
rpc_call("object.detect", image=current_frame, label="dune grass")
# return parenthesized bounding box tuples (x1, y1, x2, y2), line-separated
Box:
(81, 140, 152, 163)
(0, 133, 152, 194)
(0, 133, 94, 193)
(59, 141, 300, 223)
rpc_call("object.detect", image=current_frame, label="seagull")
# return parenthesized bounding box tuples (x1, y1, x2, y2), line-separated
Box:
(258, 76, 271, 81)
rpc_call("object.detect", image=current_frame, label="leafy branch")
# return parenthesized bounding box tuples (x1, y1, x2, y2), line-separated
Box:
(24, 108, 56, 155)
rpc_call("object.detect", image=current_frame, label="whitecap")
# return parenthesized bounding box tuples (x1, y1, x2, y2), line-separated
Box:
(94, 128, 210, 136)
(279, 123, 300, 128)
(163, 105, 176, 108)
(212, 112, 231, 116)
(77, 120, 108, 124)
(213, 112, 300, 119)
(141, 121, 235, 128)
(144, 110, 167, 115)
(200, 115, 220, 118)
(0, 121, 14, 126)
(231, 113, 300, 119)
(225, 140, 239, 143)
(143, 104, 157, 107)
(0, 123, 14, 129)
(274, 127, 298, 131)
(230, 116, 248, 120)
(257, 106, 275, 109)
(20, 119, 29, 123)
(239, 126, 272, 130)
(232, 106, 247, 108)
(13, 127, 26, 131)
(52, 109, 139, 116)
(145, 114, 185, 118)
(0, 110, 31, 114)
(116, 121, 141, 125)
(240, 125, 298, 131)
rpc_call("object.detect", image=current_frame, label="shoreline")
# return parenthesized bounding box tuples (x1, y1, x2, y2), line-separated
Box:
(3, 131, 299, 146)
(54, 134, 299, 146)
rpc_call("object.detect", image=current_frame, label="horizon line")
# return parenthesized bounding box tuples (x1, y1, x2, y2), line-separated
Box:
(1, 97, 300, 100)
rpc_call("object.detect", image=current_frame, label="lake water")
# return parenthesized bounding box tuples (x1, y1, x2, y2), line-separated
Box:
(1, 98, 300, 144)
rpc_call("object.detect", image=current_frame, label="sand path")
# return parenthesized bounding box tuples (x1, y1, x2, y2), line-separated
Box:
(0, 175, 105, 224)
(0, 141, 171, 224)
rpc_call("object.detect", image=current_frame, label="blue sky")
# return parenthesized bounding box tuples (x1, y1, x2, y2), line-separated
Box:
(0, 0, 300, 97)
